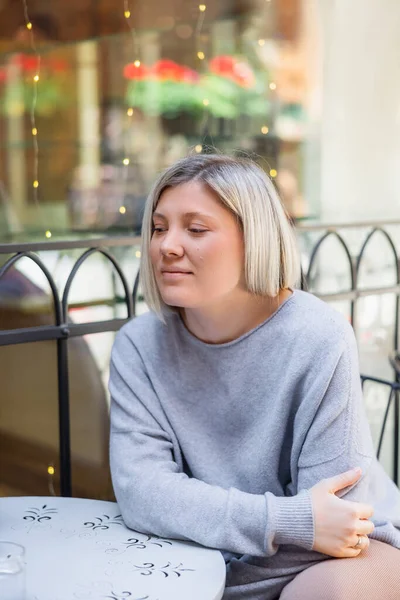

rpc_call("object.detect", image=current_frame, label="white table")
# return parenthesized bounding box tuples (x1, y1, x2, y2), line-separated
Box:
(0, 497, 226, 600)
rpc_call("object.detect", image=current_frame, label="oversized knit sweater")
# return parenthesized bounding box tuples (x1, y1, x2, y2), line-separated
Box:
(109, 290, 400, 599)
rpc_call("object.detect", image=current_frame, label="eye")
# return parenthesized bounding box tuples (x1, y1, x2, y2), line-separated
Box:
(188, 228, 207, 234)
(152, 226, 166, 234)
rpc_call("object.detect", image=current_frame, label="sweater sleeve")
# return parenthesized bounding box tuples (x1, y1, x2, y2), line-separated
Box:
(295, 326, 375, 508)
(109, 328, 314, 557)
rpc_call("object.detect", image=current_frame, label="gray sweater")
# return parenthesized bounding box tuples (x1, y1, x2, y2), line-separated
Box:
(109, 290, 400, 599)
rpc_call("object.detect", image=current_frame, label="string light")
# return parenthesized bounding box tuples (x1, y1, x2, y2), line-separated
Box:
(199, 4, 206, 11)
(123, 158, 130, 165)
(261, 126, 269, 134)
(134, 60, 141, 67)
(32, 127, 38, 136)
(124, 10, 131, 18)
(47, 464, 55, 496)
(33, 74, 39, 82)
(33, 180, 39, 188)
(127, 108, 134, 116)
(258, 39, 265, 46)
(202, 98, 210, 106)
(135, 250, 141, 258)
(45, 230, 52, 238)
(119, 206, 126, 214)
(26, 22, 32, 30)
(269, 82, 277, 90)
(270, 169, 277, 178)
(195, 144, 203, 153)
(197, 51, 205, 60)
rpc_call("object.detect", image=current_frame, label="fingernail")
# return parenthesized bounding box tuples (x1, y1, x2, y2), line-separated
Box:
(353, 467, 361, 474)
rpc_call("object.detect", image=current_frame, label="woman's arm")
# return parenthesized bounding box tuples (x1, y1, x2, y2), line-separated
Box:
(296, 326, 376, 555)
(109, 329, 314, 557)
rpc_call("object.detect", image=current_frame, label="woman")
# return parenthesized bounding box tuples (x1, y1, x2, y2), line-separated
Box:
(109, 154, 400, 599)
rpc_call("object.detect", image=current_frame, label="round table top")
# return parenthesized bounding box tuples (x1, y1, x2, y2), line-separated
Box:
(0, 496, 226, 600)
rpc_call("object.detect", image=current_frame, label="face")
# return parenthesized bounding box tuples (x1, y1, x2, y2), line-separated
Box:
(150, 181, 245, 310)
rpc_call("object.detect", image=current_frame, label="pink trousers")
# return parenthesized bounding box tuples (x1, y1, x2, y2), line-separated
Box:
(280, 540, 400, 599)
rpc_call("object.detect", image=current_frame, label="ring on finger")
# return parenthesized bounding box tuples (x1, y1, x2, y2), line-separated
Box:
(354, 536, 365, 549)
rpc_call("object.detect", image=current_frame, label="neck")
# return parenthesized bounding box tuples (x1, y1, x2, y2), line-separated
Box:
(181, 288, 292, 344)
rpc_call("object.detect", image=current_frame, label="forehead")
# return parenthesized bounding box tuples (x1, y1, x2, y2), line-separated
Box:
(156, 181, 224, 215)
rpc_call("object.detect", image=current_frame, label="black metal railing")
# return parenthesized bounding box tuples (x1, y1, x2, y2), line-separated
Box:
(1, 221, 400, 495)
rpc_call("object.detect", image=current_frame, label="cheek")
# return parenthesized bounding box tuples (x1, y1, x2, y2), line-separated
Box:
(149, 238, 158, 263)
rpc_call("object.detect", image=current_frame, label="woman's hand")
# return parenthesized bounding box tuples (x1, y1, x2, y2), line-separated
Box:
(310, 467, 375, 558)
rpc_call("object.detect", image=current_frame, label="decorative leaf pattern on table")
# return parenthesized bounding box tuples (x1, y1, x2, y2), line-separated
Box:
(74, 581, 159, 600)
(104, 592, 154, 600)
(23, 505, 58, 522)
(103, 534, 173, 555)
(131, 561, 195, 578)
(84, 514, 124, 531)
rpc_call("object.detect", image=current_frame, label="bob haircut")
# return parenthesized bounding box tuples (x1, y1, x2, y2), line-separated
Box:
(140, 153, 301, 319)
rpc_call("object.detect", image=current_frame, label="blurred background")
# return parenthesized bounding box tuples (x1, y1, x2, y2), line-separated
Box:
(1, 0, 400, 500)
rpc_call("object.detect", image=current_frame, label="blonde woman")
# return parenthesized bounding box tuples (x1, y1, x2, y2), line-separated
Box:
(109, 154, 400, 599)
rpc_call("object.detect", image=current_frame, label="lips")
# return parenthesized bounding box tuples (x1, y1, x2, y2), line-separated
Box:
(161, 268, 193, 274)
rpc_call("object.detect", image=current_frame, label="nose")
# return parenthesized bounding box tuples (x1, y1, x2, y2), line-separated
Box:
(159, 229, 184, 257)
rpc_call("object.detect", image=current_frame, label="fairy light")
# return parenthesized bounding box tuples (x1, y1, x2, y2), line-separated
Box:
(123, 0, 141, 221)
(135, 250, 141, 258)
(269, 82, 277, 90)
(195, 0, 210, 146)
(22, 0, 41, 210)
(261, 126, 269, 134)
(258, 39, 265, 46)
(47, 464, 55, 496)
(270, 169, 277, 178)
(45, 230, 52, 238)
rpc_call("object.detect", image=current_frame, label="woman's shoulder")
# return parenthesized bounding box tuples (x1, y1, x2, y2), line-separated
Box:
(114, 310, 169, 349)
(288, 290, 355, 349)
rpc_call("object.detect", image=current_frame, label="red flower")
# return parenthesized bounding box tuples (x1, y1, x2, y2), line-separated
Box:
(151, 59, 182, 81)
(209, 55, 255, 88)
(232, 61, 255, 88)
(124, 59, 199, 83)
(11, 53, 39, 71)
(180, 66, 199, 83)
(123, 62, 150, 80)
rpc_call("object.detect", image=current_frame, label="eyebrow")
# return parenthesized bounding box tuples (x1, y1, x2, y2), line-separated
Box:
(152, 211, 216, 222)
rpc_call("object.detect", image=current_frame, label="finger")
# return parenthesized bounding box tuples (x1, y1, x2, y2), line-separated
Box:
(345, 500, 374, 519)
(327, 468, 362, 494)
(349, 535, 370, 551)
(357, 520, 375, 536)
(342, 547, 363, 558)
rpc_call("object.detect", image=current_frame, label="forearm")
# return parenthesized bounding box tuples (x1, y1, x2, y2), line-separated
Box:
(111, 432, 314, 556)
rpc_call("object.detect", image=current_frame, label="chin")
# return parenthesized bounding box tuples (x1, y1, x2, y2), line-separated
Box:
(160, 293, 199, 309)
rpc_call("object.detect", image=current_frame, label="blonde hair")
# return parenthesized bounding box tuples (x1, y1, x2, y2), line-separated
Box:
(140, 153, 301, 318)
